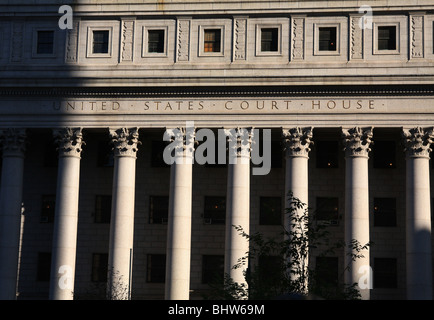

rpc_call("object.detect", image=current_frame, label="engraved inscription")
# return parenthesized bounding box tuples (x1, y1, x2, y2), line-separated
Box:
(52, 99, 377, 113)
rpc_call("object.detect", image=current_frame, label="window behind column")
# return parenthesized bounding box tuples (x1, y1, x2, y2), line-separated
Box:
(315, 197, 339, 225)
(318, 27, 337, 51)
(94, 195, 112, 223)
(151, 140, 170, 167)
(44, 140, 58, 167)
(204, 29, 222, 53)
(36, 30, 54, 55)
(40, 195, 55, 223)
(315, 256, 339, 288)
(374, 257, 397, 288)
(373, 141, 396, 168)
(91, 253, 108, 282)
(92, 30, 110, 54)
(97, 140, 114, 167)
(261, 28, 279, 52)
(259, 196, 282, 225)
(203, 196, 226, 224)
(148, 29, 165, 53)
(147, 254, 166, 283)
(202, 255, 224, 284)
(257, 255, 282, 285)
(373, 198, 396, 227)
(36, 252, 51, 281)
(378, 26, 397, 51)
(316, 141, 339, 168)
(251, 138, 282, 169)
(149, 195, 169, 224)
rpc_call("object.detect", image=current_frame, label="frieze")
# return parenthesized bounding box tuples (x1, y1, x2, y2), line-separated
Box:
(2, 97, 434, 116)
(48, 99, 377, 113)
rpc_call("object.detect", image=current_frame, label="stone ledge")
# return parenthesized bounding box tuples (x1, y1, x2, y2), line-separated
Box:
(1, 84, 434, 98)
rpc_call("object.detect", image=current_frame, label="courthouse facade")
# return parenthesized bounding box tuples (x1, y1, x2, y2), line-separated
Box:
(0, 0, 434, 300)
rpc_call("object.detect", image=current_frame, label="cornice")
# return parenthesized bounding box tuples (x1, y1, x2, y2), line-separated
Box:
(0, 85, 433, 98)
(1, 1, 434, 17)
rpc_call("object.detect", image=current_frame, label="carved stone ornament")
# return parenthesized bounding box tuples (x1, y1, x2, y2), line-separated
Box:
(110, 127, 140, 157)
(350, 16, 363, 60)
(224, 127, 253, 159)
(11, 21, 24, 62)
(65, 19, 79, 63)
(292, 18, 305, 60)
(342, 127, 373, 157)
(234, 18, 247, 60)
(411, 15, 424, 59)
(282, 127, 313, 158)
(165, 125, 196, 157)
(121, 20, 134, 62)
(54, 127, 85, 157)
(0, 128, 26, 156)
(177, 19, 190, 62)
(402, 127, 434, 158)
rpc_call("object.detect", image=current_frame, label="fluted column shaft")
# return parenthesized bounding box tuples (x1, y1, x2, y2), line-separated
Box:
(49, 128, 84, 300)
(282, 127, 312, 291)
(107, 128, 140, 300)
(0, 129, 26, 300)
(402, 127, 433, 300)
(342, 127, 373, 300)
(224, 128, 252, 294)
(165, 126, 195, 300)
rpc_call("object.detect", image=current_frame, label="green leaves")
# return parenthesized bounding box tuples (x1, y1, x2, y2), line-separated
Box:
(204, 192, 371, 300)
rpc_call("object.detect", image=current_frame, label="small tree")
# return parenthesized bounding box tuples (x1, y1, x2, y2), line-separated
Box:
(106, 268, 131, 300)
(204, 192, 371, 300)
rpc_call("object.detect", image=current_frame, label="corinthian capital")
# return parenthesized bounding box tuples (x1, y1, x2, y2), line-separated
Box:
(342, 127, 373, 158)
(165, 125, 196, 157)
(110, 127, 140, 157)
(0, 128, 26, 156)
(402, 127, 434, 158)
(53, 128, 85, 158)
(282, 127, 313, 158)
(224, 127, 253, 159)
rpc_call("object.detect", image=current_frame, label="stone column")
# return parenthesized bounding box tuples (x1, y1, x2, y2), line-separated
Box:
(281, 127, 313, 290)
(342, 127, 373, 300)
(49, 128, 84, 300)
(224, 127, 253, 294)
(107, 128, 140, 300)
(402, 127, 433, 300)
(165, 125, 195, 300)
(0, 129, 26, 300)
